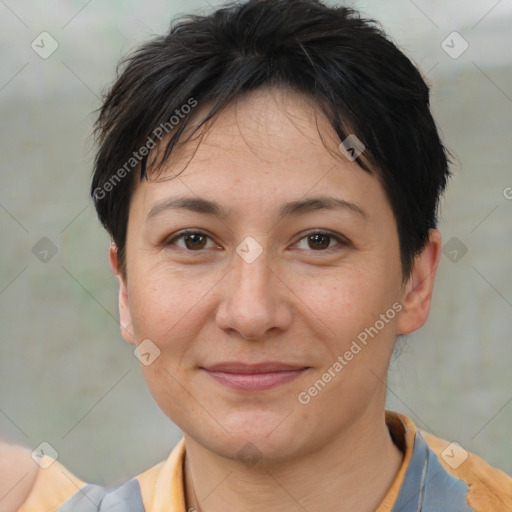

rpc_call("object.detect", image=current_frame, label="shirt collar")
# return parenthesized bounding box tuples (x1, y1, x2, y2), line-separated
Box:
(140, 411, 420, 512)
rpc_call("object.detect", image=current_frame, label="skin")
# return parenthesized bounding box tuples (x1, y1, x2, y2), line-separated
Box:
(0, 86, 441, 511)
(111, 87, 442, 511)
(0, 443, 39, 512)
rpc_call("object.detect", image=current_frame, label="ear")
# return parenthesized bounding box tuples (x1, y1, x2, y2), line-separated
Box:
(109, 243, 136, 345)
(396, 229, 442, 335)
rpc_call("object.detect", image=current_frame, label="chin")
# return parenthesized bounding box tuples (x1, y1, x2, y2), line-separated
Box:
(201, 410, 314, 465)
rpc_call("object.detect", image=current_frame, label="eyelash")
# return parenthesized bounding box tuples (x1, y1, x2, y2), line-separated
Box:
(164, 229, 348, 253)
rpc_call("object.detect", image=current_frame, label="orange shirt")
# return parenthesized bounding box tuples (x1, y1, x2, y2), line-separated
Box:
(19, 411, 512, 511)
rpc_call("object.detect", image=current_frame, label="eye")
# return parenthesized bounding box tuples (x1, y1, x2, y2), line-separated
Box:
(164, 230, 347, 253)
(294, 231, 346, 251)
(166, 230, 219, 251)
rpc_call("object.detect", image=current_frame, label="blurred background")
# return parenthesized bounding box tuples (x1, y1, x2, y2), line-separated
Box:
(1, 0, 511, 486)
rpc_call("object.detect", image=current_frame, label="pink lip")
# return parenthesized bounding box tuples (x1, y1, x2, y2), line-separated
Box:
(201, 362, 310, 391)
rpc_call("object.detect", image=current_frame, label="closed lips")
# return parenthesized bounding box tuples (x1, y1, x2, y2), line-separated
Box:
(201, 363, 310, 391)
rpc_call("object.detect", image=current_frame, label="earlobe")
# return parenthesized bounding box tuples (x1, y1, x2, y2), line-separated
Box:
(109, 243, 136, 345)
(396, 229, 442, 335)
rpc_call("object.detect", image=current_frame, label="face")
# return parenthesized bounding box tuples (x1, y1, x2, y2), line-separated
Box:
(112, 87, 439, 464)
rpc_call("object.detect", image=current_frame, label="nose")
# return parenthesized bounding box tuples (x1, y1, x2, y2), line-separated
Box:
(215, 247, 293, 340)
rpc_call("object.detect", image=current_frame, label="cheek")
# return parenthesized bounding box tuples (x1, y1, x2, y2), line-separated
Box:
(300, 266, 401, 386)
(127, 264, 215, 347)
(295, 264, 400, 335)
(298, 272, 399, 411)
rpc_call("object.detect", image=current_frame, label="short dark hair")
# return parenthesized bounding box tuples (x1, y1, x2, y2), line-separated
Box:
(91, 0, 450, 277)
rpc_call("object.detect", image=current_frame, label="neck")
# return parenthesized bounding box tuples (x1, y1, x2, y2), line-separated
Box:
(183, 407, 403, 512)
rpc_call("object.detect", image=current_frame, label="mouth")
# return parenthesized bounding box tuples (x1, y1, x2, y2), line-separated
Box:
(200, 362, 311, 392)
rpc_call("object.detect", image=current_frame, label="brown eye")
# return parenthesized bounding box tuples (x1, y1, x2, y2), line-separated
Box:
(307, 233, 332, 250)
(167, 231, 217, 251)
(295, 231, 344, 251)
(183, 233, 208, 250)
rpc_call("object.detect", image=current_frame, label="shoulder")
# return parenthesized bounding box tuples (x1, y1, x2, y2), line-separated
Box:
(8, 443, 86, 512)
(7, 439, 184, 512)
(420, 430, 512, 512)
(386, 412, 512, 512)
(0, 442, 39, 512)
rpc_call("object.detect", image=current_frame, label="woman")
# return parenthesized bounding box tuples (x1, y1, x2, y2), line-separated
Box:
(3, 0, 511, 510)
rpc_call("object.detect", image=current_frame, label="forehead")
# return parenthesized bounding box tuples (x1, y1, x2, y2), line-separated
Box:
(131, 87, 388, 220)
(183, 88, 342, 168)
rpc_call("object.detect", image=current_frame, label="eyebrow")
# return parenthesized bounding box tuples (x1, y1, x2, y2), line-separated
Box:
(146, 195, 367, 221)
